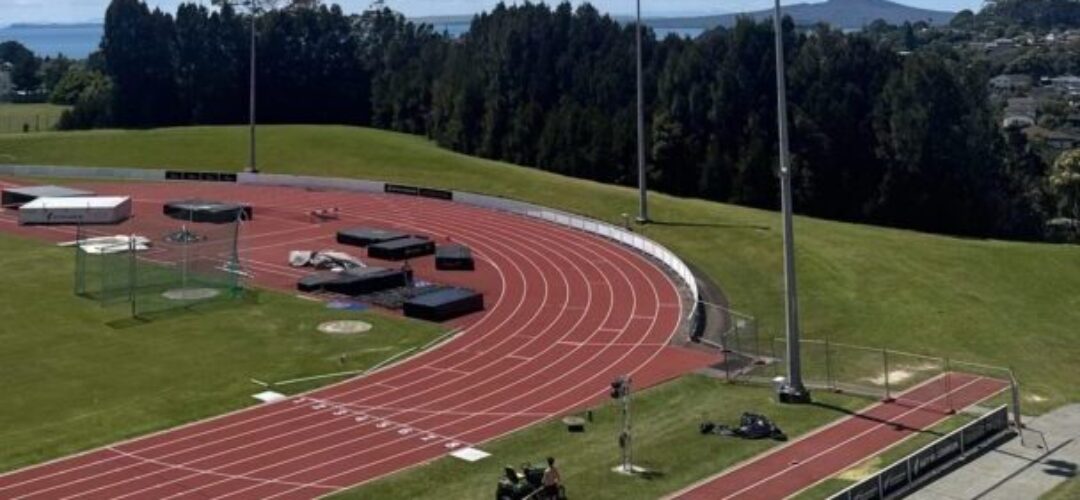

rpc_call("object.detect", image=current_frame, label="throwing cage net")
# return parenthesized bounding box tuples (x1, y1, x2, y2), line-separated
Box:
(73, 211, 245, 318)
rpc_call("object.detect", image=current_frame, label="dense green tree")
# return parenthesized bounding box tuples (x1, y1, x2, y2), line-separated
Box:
(49, 65, 102, 105)
(1051, 149, 1080, 220)
(981, 0, 1080, 30)
(871, 48, 1007, 235)
(788, 28, 898, 220)
(40, 55, 73, 93)
(101, 0, 180, 126)
(57, 73, 114, 129)
(0, 41, 42, 91)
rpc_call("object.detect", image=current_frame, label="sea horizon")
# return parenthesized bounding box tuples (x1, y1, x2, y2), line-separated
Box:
(0, 20, 705, 59)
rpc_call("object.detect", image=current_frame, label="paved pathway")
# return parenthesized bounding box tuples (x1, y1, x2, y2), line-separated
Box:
(910, 404, 1080, 500)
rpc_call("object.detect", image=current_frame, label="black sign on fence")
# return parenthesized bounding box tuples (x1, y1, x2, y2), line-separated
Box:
(830, 406, 1012, 500)
(165, 171, 238, 182)
(384, 183, 454, 201)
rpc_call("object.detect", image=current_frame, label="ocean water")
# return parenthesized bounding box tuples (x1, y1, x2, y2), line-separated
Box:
(430, 22, 704, 39)
(0, 22, 704, 60)
(0, 24, 102, 59)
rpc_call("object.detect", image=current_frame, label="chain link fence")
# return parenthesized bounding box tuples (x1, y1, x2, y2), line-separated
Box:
(0, 113, 60, 134)
(742, 336, 1022, 429)
(74, 211, 246, 318)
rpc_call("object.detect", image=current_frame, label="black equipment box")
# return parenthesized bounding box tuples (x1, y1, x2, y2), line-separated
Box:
(336, 227, 408, 247)
(367, 236, 436, 261)
(403, 287, 484, 322)
(435, 244, 474, 271)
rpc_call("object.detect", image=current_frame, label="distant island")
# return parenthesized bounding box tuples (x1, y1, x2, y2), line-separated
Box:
(417, 0, 955, 33)
(650, 0, 956, 30)
(4, 0, 956, 37)
(4, 23, 103, 30)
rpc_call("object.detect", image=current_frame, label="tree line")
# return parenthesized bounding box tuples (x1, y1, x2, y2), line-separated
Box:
(49, 0, 1073, 240)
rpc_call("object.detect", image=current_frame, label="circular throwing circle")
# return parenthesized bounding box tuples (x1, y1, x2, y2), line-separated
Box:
(318, 320, 374, 335)
(162, 288, 222, 301)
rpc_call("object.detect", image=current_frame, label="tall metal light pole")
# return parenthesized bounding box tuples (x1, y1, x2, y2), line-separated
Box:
(773, 0, 810, 403)
(245, 1, 259, 174)
(635, 0, 649, 223)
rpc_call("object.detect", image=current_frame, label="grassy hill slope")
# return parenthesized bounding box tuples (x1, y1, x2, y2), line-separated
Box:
(2, 125, 1077, 412)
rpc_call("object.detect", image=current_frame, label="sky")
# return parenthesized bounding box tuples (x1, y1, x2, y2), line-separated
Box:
(1, 0, 988, 25)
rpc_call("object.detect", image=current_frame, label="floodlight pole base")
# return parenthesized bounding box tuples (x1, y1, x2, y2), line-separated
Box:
(635, 216, 650, 225)
(778, 384, 812, 404)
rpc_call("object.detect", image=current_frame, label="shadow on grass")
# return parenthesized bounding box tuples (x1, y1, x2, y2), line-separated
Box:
(106, 289, 262, 329)
(638, 469, 666, 481)
(648, 219, 771, 231)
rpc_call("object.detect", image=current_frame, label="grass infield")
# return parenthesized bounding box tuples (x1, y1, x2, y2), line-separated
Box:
(0, 232, 445, 473)
(337, 377, 866, 500)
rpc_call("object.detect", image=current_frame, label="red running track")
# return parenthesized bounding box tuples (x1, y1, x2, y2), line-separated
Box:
(667, 372, 1009, 500)
(0, 179, 718, 499)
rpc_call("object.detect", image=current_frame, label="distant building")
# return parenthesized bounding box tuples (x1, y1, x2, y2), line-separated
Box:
(1028, 127, 1080, 149)
(990, 74, 1033, 93)
(0, 63, 12, 101)
(1045, 131, 1080, 149)
(1048, 75, 1080, 96)
(1004, 97, 1038, 129)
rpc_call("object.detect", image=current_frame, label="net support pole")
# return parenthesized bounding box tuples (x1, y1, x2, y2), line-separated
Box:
(825, 335, 834, 391)
(622, 378, 633, 473)
(129, 235, 137, 318)
(1009, 368, 1023, 431)
(944, 358, 955, 414)
(882, 348, 893, 402)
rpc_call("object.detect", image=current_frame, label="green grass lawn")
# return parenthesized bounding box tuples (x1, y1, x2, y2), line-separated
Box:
(0, 103, 68, 134)
(0, 232, 446, 473)
(1, 125, 1075, 414)
(1042, 476, 1080, 499)
(338, 376, 865, 500)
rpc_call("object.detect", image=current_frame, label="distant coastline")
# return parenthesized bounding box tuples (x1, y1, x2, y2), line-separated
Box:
(1, 0, 957, 60)
(5, 22, 103, 29)
(0, 23, 103, 58)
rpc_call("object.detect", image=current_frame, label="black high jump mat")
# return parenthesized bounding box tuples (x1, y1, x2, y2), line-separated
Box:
(164, 199, 252, 223)
(403, 287, 484, 322)
(368, 236, 436, 261)
(297, 272, 347, 293)
(299, 267, 413, 296)
(336, 228, 408, 248)
(435, 244, 474, 271)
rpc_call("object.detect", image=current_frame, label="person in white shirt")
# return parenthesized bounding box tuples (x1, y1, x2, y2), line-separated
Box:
(541, 456, 561, 499)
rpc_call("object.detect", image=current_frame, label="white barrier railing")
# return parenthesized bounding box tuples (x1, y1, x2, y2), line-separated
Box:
(0, 165, 700, 320)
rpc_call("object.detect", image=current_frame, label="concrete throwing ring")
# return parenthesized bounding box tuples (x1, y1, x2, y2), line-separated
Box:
(162, 288, 222, 301)
(318, 320, 373, 335)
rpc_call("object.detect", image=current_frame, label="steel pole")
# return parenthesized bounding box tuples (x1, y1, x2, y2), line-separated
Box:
(635, 0, 649, 223)
(247, 5, 258, 174)
(774, 0, 809, 403)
